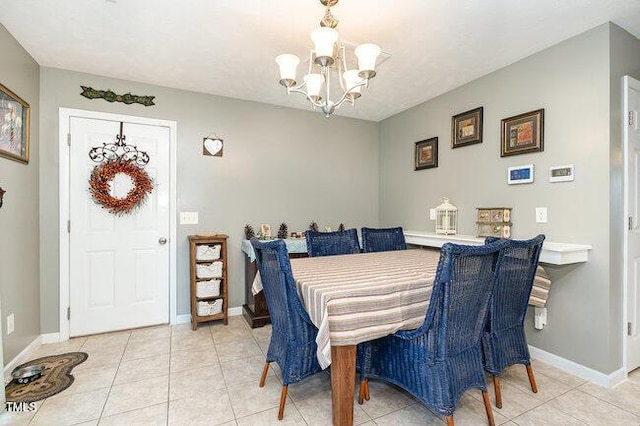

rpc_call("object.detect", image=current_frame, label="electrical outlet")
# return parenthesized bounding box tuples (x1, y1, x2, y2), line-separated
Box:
(429, 208, 436, 220)
(535, 207, 548, 223)
(180, 211, 199, 225)
(7, 313, 14, 335)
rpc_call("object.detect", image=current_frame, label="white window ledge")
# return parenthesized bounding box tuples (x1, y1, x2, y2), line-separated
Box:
(404, 231, 591, 265)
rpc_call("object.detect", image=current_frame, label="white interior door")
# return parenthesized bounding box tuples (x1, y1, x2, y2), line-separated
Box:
(69, 117, 170, 336)
(626, 76, 640, 372)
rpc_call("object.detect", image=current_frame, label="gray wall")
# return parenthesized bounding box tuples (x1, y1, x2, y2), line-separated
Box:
(0, 25, 41, 361)
(39, 68, 380, 333)
(379, 24, 620, 373)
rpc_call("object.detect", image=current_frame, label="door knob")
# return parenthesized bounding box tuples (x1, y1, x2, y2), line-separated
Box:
(159, 237, 168, 245)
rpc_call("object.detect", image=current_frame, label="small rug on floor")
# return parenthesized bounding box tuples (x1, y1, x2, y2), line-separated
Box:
(5, 352, 88, 403)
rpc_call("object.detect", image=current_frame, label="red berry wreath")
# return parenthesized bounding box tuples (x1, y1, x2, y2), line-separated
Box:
(88, 159, 153, 215)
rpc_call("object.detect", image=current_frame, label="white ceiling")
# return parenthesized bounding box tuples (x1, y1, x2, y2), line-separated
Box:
(1, 0, 640, 122)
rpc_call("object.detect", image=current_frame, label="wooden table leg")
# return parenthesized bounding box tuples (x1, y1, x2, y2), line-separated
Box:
(331, 345, 356, 426)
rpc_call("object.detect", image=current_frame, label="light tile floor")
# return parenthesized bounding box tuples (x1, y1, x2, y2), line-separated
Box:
(1, 316, 639, 425)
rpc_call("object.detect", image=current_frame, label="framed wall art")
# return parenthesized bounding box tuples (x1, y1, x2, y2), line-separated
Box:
(501, 108, 544, 157)
(0, 82, 30, 164)
(452, 106, 483, 148)
(414, 137, 438, 170)
(260, 224, 272, 238)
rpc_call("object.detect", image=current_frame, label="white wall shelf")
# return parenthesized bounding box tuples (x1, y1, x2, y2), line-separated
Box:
(404, 231, 591, 265)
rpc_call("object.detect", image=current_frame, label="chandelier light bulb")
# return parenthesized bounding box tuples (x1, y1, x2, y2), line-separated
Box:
(304, 73, 325, 100)
(311, 27, 338, 66)
(355, 43, 381, 79)
(343, 70, 364, 97)
(275, 54, 300, 87)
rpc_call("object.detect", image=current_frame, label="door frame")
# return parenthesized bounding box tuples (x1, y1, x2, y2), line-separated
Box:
(58, 108, 178, 341)
(623, 75, 640, 373)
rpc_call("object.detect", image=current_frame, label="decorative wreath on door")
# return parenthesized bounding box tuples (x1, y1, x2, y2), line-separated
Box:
(89, 159, 153, 216)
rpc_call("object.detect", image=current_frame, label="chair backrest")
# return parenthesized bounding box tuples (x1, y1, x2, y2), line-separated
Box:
(250, 238, 314, 336)
(414, 240, 508, 359)
(305, 228, 360, 257)
(361, 226, 407, 253)
(485, 235, 545, 331)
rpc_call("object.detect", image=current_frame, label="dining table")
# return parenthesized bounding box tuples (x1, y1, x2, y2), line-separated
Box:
(252, 248, 551, 426)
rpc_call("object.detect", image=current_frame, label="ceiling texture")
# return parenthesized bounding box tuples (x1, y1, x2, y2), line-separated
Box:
(1, 0, 640, 122)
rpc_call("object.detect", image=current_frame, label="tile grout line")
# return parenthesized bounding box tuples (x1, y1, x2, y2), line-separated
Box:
(95, 331, 131, 423)
(507, 386, 589, 425)
(571, 385, 640, 421)
(211, 323, 242, 423)
(165, 324, 176, 426)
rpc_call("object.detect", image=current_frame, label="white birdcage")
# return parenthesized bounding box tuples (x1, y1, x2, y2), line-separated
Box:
(435, 198, 458, 235)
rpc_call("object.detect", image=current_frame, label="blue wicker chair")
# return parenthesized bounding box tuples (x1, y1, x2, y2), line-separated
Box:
(482, 234, 545, 409)
(361, 226, 407, 252)
(251, 238, 324, 420)
(305, 228, 360, 257)
(358, 241, 509, 426)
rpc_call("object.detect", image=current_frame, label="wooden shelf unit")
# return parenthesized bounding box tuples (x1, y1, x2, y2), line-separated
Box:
(188, 234, 229, 330)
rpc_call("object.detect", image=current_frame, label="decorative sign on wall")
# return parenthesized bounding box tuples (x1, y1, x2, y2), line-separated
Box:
(203, 135, 224, 157)
(80, 86, 155, 107)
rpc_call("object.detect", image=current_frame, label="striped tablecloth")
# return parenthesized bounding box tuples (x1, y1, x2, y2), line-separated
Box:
(293, 249, 439, 368)
(254, 248, 552, 368)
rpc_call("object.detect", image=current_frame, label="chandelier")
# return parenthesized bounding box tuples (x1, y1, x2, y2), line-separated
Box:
(275, 0, 382, 117)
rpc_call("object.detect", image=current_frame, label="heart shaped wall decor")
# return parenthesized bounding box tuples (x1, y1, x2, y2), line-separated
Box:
(203, 138, 223, 156)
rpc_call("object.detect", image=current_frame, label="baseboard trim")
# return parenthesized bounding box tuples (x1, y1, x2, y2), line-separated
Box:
(174, 314, 191, 324)
(529, 345, 626, 388)
(228, 307, 242, 316)
(3, 336, 42, 383)
(41, 333, 60, 344)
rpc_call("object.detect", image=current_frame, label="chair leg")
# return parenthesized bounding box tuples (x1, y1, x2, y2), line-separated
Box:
(445, 416, 454, 426)
(364, 378, 370, 401)
(492, 375, 502, 409)
(259, 362, 270, 387)
(358, 380, 366, 405)
(482, 391, 496, 426)
(526, 364, 538, 393)
(278, 385, 288, 420)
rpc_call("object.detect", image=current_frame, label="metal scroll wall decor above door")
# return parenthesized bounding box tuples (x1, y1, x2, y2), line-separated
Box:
(87, 122, 154, 216)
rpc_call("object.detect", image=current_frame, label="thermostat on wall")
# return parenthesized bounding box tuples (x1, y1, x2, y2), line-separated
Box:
(549, 164, 574, 182)
(507, 164, 534, 185)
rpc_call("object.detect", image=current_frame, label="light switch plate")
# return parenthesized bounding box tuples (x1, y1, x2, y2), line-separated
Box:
(180, 211, 199, 225)
(535, 207, 547, 223)
(429, 208, 436, 220)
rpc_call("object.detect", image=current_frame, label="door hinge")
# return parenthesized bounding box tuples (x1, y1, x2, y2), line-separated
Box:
(67, 133, 71, 146)
(67, 307, 70, 320)
(629, 216, 633, 231)
(629, 322, 633, 336)
(67, 220, 71, 233)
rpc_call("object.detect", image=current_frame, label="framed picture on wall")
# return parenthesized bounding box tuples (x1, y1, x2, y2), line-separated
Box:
(501, 109, 544, 157)
(452, 107, 483, 148)
(0, 82, 30, 164)
(414, 137, 438, 170)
